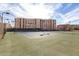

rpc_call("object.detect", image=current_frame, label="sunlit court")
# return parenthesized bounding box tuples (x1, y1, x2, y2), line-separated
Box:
(0, 31, 79, 56)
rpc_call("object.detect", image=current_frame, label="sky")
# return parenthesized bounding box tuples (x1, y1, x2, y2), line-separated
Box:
(0, 3, 79, 26)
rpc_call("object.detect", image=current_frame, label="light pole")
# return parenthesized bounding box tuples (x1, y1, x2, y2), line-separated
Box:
(0, 11, 14, 39)
(1, 12, 10, 23)
(1, 12, 10, 39)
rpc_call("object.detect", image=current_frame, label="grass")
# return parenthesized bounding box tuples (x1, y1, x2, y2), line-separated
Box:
(0, 31, 79, 56)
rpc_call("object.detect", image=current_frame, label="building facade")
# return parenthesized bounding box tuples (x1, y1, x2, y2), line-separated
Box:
(15, 18, 56, 31)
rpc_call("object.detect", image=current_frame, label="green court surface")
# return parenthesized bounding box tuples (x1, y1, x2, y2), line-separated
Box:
(0, 31, 79, 56)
